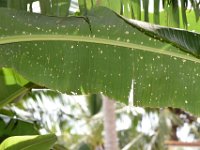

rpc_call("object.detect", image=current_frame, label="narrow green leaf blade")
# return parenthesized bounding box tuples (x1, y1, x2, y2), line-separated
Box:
(190, 0, 200, 22)
(0, 134, 57, 150)
(163, 0, 180, 27)
(153, 0, 160, 24)
(142, 0, 149, 22)
(51, 0, 71, 16)
(180, 0, 188, 29)
(132, 0, 141, 20)
(121, 0, 132, 18)
(78, 0, 88, 15)
(107, 0, 121, 14)
(39, 0, 52, 15)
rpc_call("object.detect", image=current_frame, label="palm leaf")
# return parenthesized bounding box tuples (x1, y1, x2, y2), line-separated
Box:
(190, 0, 200, 22)
(132, 0, 141, 20)
(154, 0, 160, 24)
(142, 0, 149, 22)
(180, 0, 188, 29)
(77, 0, 199, 29)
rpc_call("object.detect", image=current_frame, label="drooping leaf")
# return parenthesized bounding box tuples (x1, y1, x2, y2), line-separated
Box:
(0, 7, 200, 114)
(125, 19, 200, 57)
(0, 134, 57, 150)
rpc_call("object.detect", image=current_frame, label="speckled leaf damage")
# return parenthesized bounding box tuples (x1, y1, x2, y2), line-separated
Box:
(0, 7, 200, 114)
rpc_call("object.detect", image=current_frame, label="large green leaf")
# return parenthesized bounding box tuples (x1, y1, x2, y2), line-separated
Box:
(0, 7, 200, 114)
(0, 134, 57, 150)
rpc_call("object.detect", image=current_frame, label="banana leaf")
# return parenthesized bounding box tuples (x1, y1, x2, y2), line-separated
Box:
(0, 7, 200, 114)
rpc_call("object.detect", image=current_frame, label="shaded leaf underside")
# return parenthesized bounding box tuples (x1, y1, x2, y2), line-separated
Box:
(0, 7, 200, 114)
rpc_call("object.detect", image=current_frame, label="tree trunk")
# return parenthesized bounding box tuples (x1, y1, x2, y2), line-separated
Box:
(102, 95, 119, 150)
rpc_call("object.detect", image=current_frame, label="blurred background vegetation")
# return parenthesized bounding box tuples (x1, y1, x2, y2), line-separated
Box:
(1, 89, 200, 149)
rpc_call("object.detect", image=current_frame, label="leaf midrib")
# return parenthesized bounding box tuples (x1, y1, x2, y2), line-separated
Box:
(0, 34, 199, 63)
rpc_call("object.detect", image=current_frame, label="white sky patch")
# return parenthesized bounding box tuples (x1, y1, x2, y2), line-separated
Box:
(128, 80, 134, 107)
(32, 1, 41, 13)
(197, 117, 200, 123)
(177, 123, 195, 142)
(29, 0, 78, 14)
(137, 112, 158, 136)
(69, 0, 79, 13)
(141, 0, 163, 13)
(116, 114, 132, 130)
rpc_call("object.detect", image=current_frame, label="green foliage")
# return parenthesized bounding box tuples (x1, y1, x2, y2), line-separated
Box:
(0, 0, 200, 148)
(77, 0, 200, 29)
(39, 0, 71, 16)
(0, 68, 32, 108)
(0, 134, 57, 150)
(78, 143, 92, 150)
(0, 115, 38, 143)
(163, 0, 180, 27)
(0, 0, 7, 7)
(125, 19, 200, 57)
(0, 7, 200, 114)
(0, 0, 71, 16)
(87, 94, 102, 116)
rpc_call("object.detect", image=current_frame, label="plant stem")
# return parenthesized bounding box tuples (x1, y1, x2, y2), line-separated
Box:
(102, 95, 119, 150)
